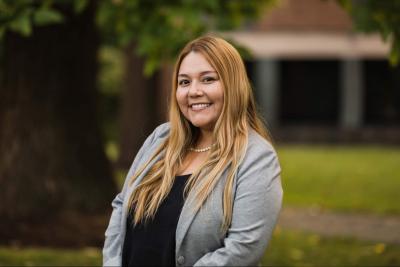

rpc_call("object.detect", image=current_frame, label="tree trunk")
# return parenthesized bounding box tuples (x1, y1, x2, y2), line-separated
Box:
(0, 1, 116, 244)
(156, 63, 173, 123)
(117, 43, 158, 168)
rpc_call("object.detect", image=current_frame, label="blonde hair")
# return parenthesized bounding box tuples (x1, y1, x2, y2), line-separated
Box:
(128, 35, 271, 232)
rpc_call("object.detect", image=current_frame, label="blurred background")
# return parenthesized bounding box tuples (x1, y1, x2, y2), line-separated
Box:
(0, 0, 399, 266)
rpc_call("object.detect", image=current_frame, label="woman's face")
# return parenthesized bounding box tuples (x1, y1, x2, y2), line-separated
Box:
(176, 52, 224, 132)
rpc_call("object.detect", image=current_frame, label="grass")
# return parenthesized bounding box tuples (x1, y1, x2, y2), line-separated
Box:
(0, 247, 101, 266)
(262, 228, 400, 266)
(1, 228, 399, 266)
(276, 145, 400, 215)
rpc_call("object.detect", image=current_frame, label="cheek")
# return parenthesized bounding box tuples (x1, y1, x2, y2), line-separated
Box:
(213, 86, 224, 110)
(215, 98, 224, 117)
(176, 90, 188, 112)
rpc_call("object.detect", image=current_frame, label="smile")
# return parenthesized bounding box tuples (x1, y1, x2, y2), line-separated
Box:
(190, 103, 211, 111)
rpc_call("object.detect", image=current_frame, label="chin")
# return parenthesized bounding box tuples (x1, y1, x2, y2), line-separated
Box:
(190, 121, 214, 131)
(191, 122, 206, 128)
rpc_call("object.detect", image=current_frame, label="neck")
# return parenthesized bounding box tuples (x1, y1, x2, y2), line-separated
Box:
(196, 129, 213, 148)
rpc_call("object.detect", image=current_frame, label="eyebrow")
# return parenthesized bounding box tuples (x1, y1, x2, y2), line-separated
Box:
(178, 70, 217, 77)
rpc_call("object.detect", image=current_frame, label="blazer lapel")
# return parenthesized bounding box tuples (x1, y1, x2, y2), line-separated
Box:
(175, 189, 199, 252)
(175, 167, 231, 252)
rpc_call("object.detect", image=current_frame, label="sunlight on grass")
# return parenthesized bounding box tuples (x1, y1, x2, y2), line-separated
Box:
(276, 145, 400, 215)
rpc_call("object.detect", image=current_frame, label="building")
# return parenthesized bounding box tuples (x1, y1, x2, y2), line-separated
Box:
(226, 0, 400, 143)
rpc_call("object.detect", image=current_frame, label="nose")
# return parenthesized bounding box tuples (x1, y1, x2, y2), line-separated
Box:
(188, 80, 203, 97)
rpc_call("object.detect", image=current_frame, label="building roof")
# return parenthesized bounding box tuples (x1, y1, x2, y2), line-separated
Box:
(224, 32, 390, 59)
(253, 0, 353, 32)
(224, 0, 389, 59)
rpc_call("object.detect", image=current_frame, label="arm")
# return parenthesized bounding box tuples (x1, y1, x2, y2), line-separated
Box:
(194, 144, 283, 266)
(102, 124, 168, 266)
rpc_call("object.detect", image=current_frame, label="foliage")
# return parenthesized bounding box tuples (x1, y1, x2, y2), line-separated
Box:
(337, 0, 400, 65)
(0, 0, 276, 75)
(96, 0, 276, 75)
(98, 46, 123, 143)
(0, 0, 89, 37)
(277, 145, 400, 215)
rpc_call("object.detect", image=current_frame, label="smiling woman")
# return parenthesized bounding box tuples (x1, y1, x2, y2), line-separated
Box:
(103, 35, 283, 266)
(176, 53, 224, 133)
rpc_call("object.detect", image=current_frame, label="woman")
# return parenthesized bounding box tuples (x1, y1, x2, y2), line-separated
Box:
(103, 35, 283, 266)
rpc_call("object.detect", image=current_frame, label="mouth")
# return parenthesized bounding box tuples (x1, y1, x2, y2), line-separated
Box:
(190, 103, 212, 111)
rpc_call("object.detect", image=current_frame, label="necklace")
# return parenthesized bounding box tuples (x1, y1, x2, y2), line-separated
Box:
(189, 143, 216, 153)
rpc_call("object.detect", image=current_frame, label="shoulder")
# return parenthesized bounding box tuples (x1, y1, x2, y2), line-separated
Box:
(244, 129, 278, 166)
(152, 122, 171, 139)
(134, 122, 170, 157)
(236, 129, 281, 186)
(247, 129, 276, 156)
(144, 122, 170, 146)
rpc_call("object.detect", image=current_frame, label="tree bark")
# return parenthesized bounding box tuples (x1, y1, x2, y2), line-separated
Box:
(0, 1, 116, 233)
(117, 43, 157, 168)
(156, 63, 173, 123)
(117, 45, 173, 169)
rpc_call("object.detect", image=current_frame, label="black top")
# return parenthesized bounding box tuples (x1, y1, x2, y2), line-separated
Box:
(122, 174, 190, 267)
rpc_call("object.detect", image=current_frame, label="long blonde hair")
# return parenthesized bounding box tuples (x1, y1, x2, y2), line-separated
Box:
(128, 35, 271, 231)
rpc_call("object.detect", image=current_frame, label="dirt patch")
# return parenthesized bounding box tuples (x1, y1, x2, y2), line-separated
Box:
(278, 206, 400, 244)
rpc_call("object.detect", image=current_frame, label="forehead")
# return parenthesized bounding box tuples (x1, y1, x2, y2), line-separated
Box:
(178, 51, 216, 76)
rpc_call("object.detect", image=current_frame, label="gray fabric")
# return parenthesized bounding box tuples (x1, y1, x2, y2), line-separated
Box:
(103, 122, 283, 266)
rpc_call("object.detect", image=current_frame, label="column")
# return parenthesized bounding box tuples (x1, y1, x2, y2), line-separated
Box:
(255, 59, 280, 127)
(340, 59, 364, 128)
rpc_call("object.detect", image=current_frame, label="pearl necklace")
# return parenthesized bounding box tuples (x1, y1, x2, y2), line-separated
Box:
(189, 143, 216, 153)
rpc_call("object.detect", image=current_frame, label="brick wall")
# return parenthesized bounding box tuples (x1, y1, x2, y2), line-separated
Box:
(253, 0, 353, 32)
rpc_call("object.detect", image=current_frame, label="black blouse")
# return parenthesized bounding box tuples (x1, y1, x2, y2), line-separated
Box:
(122, 174, 190, 266)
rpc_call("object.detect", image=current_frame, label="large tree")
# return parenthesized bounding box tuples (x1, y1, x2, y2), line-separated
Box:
(0, 0, 274, 246)
(0, 1, 116, 246)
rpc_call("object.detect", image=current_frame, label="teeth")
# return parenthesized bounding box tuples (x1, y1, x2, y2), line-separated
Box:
(191, 103, 211, 110)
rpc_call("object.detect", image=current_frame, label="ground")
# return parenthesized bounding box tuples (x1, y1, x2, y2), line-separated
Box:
(279, 206, 400, 244)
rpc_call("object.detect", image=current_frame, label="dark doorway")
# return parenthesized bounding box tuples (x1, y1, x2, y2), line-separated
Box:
(364, 60, 400, 125)
(279, 60, 340, 126)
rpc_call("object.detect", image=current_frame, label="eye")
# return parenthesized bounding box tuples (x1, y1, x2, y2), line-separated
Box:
(202, 76, 217, 83)
(178, 79, 190, 86)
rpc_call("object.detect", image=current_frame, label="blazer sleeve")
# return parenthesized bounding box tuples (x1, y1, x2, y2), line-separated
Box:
(102, 124, 167, 266)
(193, 142, 283, 266)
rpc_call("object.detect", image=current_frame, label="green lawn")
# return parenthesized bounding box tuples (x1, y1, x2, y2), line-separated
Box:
(277, 145, 400, 215)
(1, 228, 399, 266)
(0, 247, 101, 266)
(262, 228, 400, 266)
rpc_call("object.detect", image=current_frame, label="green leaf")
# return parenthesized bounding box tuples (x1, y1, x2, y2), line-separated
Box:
(74, 0, 89, 14)
(9, 10, 32, 36)
(33, 8, 64, 26)
(0, 0, 8, 12)
(0, 26, 5, 39)
(144, 57, 160, 76)
(389, 42, 399, 66)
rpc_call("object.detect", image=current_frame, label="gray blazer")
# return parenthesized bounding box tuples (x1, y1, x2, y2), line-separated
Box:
(103, 123, 283, 266)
